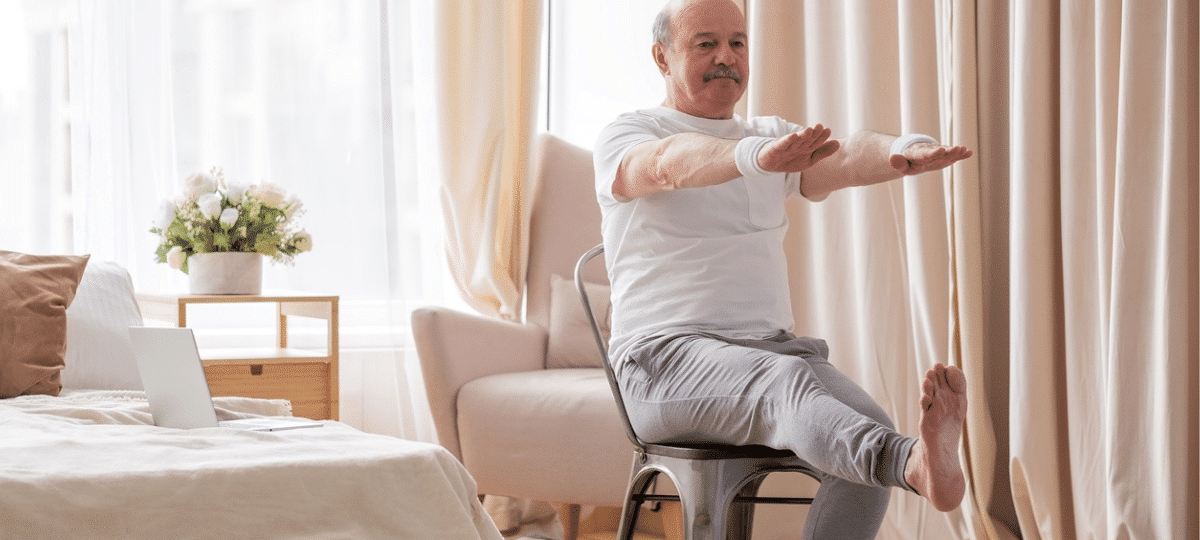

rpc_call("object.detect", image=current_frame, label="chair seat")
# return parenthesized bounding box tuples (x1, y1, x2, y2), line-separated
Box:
(457, 367, 634, 506)
(643, 443, 798, 461)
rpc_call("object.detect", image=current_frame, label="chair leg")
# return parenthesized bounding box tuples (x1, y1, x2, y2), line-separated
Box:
(557, 503, 581, 540)
(726, 477, 766, 540)
(669, 460, 724, 540)
(617, 464, 660, 540)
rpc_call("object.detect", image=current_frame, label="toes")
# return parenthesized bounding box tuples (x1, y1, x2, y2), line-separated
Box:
(945, 366, 967, 394)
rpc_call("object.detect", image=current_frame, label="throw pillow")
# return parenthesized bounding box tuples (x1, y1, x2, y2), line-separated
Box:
(546, 273, 611, 369)
(62, 261, 146, 391)
(0, 251, 90, 398)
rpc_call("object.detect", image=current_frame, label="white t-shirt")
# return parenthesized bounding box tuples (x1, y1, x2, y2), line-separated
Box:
(594, 106, 808, 362)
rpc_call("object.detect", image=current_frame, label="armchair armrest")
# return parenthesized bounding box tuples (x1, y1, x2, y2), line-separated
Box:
(411, 306, 548, 460)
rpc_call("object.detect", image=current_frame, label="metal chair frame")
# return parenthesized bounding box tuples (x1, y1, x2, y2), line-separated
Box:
(575, 244, 821, 540)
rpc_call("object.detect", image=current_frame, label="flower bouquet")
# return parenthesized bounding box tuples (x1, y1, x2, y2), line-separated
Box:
(151, 167, 312, 275)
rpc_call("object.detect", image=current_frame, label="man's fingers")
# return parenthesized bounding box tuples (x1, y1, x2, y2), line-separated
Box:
(758, 127, 838, 173)
(781, 126, 832, 153)
(812, 139, 840, 162)
(893, 144, 974, 174)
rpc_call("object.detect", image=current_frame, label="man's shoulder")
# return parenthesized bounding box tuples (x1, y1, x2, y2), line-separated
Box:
(595, 107, 673, 150)
(606, 107, 674, 129)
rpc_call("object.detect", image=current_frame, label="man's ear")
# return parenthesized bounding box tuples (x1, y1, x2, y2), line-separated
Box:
(652, 42, 670, 75)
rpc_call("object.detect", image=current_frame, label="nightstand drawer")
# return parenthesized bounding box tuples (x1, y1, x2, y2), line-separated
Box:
(204, 362, 333, 420)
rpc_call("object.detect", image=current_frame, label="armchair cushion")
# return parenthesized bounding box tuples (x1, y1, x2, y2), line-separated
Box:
(546, 274, 610, 369)
(457, 368, 632, 507)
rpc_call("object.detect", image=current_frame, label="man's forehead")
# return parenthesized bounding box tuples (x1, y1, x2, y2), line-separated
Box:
(671, 0, 746, 36)
(688, 30, 748, 41)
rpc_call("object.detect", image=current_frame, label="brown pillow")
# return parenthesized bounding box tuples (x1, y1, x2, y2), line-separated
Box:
(0, 251, 90, 398)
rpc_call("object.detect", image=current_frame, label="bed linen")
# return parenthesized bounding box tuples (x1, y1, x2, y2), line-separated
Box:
(0, 391, 502, 540)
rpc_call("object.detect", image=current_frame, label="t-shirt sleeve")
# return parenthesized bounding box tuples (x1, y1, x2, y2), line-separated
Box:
(593, 113, 661, 204)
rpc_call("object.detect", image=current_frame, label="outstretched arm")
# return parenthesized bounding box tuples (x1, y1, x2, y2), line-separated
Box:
(798, 131, 973, 200)
(612, 124, 839, 201)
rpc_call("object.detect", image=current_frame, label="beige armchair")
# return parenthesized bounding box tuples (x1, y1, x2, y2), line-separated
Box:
(411, 133, 632, 537)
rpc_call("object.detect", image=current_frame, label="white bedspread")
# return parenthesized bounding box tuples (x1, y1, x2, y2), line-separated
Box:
(0, 391, 502, 540)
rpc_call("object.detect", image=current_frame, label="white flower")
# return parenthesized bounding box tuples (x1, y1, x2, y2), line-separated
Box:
(282, 192, 303, 219)
(182, 171, 218, 200)
(249, 182, 288, 208)
(219, 208, 239, 229)
(226, 181, 251, 205)
(166, 246, 185, 269)
(152, 167, 311, 273)
(293, 231, 313, 252)
(153, 200, 177, 231)
(197, 193, 223, 219)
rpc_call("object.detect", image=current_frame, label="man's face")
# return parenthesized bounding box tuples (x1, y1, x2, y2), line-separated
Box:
(654, 0, 749, 119)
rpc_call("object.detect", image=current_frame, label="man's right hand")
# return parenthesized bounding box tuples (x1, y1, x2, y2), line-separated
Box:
(757, 124, 840, 173)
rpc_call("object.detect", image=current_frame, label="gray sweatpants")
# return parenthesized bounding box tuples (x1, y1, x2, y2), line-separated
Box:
(618, 331, 918, 540)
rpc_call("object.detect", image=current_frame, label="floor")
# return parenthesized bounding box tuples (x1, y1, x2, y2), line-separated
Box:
(505, 505, 674, 540)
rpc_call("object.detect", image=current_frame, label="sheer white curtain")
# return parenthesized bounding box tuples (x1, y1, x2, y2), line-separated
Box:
(0, 0, 454, 442)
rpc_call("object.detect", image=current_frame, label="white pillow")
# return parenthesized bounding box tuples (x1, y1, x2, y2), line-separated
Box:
(61, 261, 146, 391)
(546, 274, 611, 369)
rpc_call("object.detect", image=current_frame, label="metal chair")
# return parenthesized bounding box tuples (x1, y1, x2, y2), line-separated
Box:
(574, 244, 822, 540)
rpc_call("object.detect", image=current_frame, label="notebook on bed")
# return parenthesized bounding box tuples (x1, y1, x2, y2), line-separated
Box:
(128, 326, 322, 431)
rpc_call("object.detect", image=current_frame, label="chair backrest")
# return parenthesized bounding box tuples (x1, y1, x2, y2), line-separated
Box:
(526, 133, 606, 330)
(575, 244, 645, 451)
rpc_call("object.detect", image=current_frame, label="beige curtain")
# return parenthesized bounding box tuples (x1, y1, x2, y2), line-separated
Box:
(430, 0, 543, 321)
(749, 0, 967, 537)
(749, 0, 1198, 539)
(986, 0, 1198, 538)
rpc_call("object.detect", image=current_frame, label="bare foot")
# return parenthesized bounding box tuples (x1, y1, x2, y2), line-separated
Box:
(904, 363, 968, 511)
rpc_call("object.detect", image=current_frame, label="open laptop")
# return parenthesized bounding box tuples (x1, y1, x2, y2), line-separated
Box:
(128, 326, 322, 431)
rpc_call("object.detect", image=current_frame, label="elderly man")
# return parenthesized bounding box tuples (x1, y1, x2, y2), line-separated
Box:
(593, 0, 973, 537)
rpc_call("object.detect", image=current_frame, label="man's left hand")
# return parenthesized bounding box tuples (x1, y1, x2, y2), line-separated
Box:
(889, 143, 973, 176)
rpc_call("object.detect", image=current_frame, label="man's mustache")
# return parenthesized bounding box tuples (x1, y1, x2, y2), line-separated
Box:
(703, 67, 742, 83)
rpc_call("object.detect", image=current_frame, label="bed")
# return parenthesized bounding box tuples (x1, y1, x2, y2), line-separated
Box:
(0, 251, 502, 540)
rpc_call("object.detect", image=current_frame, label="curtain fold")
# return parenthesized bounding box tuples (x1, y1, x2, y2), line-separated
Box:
(944, 0, 1016, 536)
(429, 0, 543, 321)
(1004, 0, 1072, 537)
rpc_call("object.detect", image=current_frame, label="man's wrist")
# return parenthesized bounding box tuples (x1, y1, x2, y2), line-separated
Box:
(735, 136, 775, 179)
(889, 133, 938, 156)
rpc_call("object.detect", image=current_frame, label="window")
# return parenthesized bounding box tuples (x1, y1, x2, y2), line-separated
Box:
(0, 0, 455, 345)
(542, 0, 666, 149)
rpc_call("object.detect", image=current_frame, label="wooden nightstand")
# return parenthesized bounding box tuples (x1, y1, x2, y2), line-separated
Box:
(135, 292, 339, 421)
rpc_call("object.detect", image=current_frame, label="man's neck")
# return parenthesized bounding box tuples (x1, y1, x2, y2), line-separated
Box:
(662, 98, 735, 120)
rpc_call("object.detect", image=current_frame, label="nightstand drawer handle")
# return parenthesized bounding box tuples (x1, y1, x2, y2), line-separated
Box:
(251, 365, 264, 376)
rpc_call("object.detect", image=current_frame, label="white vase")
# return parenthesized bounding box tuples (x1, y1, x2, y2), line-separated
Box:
(188, 252, 263, 295)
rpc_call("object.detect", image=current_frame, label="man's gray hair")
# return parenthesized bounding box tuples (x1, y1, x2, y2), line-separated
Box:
(652, 3, 673, 47)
